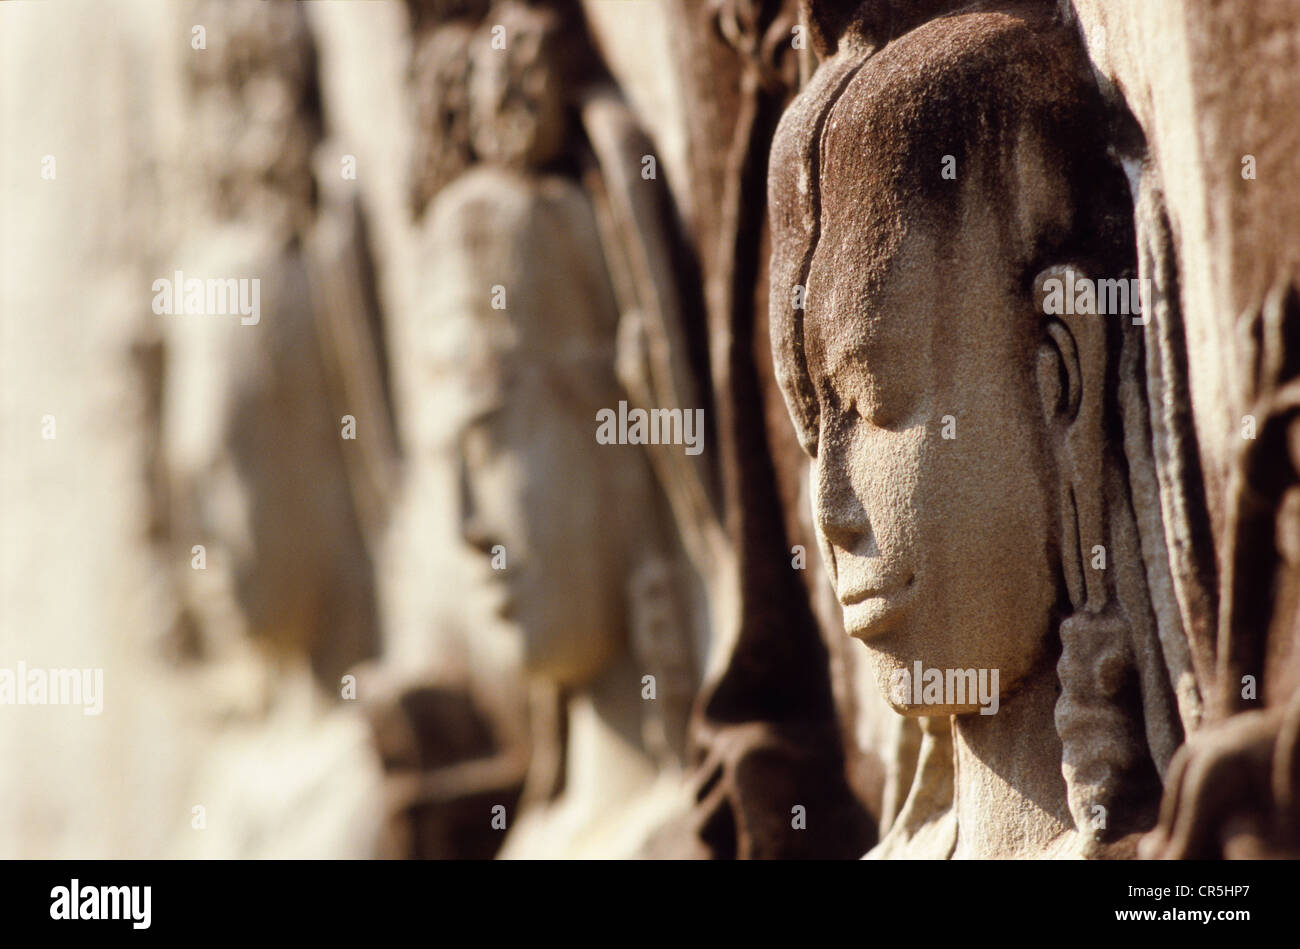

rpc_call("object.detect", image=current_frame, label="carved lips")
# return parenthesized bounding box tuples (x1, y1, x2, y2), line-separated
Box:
(838, 573, 917, 641)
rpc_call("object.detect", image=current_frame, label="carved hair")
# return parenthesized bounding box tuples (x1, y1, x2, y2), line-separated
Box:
(1042, 297, 1183, 850)
(186, 0, 323, 237)
(409, 22, 479, 218)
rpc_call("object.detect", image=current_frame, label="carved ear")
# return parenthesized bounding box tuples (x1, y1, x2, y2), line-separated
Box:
(1038, 320, 1080, 421)
(1035, 264, 1110, 613)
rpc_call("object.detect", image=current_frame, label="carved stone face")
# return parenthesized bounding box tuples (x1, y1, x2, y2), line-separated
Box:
(767, 13, 1116, 715)
(456, 361, 630, 687)
(469, 2, 566, 168)
(438, 169, 636, 689)
(796, 215, 1060, 715)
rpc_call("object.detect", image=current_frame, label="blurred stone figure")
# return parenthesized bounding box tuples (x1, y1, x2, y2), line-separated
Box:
(424, 0, 703, 857)
(160, 0, 394, 857)
(334, 0, 535, 861)
(164, 0, 384, 690)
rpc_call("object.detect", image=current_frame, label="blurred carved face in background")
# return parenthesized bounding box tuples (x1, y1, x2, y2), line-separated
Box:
(436, 24, 638, 688)
(455, 352, 641, 689)
(468, 2, 566, 168)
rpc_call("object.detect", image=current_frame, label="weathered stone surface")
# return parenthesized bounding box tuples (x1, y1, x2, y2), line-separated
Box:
(7, 0, 1300, 863)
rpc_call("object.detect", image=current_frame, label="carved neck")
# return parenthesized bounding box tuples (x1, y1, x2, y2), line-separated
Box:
(559, 648, 660, 820)
(951, 659, 1076, 858)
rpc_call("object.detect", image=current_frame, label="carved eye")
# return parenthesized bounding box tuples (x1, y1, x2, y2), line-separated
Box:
(458, 404, 504, 470)
(841, 393, 862, 425)
(851, 380, 915, 432)
(817, 385, 859, 439)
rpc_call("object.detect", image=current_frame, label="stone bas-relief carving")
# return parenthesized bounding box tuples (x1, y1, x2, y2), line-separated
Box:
(1066, 0, 1300, 860)
(9, 0, 1300, 862)
(423, 0, 704, 858)
(649, 0, 880, 861)
(770, 2, 1191, 857)
(160, 0, 399, 858)
(166, 0, 381, 692)
(354, 662, 528, 859)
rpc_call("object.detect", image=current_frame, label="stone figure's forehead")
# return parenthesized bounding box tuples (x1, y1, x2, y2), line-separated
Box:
(803, 10, 1105, 329)
(769, 4, 1100, 452)
(815, 8, 1078, 214)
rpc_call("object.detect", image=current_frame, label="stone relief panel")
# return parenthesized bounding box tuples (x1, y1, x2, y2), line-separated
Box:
(2, 0, 1298, 867)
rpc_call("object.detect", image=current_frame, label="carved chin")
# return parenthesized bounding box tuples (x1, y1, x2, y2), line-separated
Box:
(871, 654, 1006, 719)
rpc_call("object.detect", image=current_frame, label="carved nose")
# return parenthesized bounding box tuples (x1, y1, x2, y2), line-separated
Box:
(813, 445, 875, 556)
